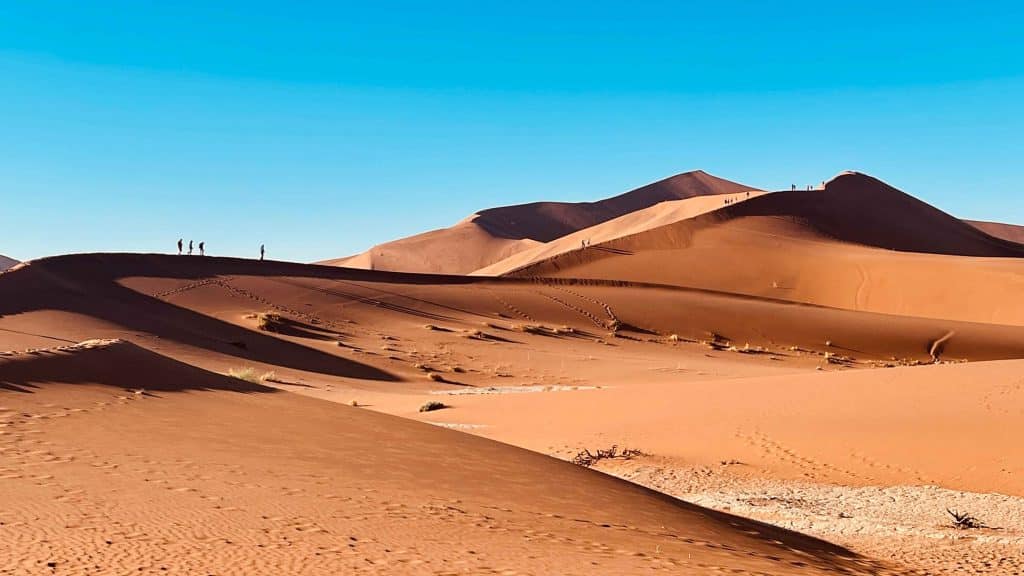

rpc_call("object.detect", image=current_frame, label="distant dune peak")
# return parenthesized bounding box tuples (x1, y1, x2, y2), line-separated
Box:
(0, 254, 19, 272)
(323, 168, 757, 273)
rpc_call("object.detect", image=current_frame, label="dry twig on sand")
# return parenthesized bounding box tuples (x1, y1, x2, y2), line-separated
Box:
(572, 445, 645, 467)
(947, 508, 985, 529)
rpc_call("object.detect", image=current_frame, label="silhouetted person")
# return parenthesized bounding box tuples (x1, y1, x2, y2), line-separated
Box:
(260, 244, 265, 261)
(177, 238, 183, 255)
(199, 241, 205, 256)
(188, 240, 193, 255)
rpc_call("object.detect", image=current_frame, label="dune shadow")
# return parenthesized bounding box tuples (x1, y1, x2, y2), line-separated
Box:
(0, 258, 399, 383)
(0, 342, 276, 394)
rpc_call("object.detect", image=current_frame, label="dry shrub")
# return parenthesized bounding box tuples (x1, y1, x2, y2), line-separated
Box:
(947, 509, 984, 529)
(227, 367, 275, 384)
(257, 312, 285, 332)
(572, 445, 645, 467)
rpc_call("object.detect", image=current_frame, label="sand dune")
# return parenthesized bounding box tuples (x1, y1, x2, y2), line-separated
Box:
(0, 341, 895, 574)
(504, 172, 1024, 325)
(324, 170, 758, 274)
(0, 254, 18, 272)
(3, 252, 1023, 574)
(966, 219, 1024, 244)
(4, 253, 1023, 363)
(474, 189, 767, 275)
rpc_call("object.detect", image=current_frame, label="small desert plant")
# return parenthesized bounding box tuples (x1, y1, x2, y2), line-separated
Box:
(419, 401, 448, 412)
(256, 312, 285, 332)
(423, 324, 439, 331)
(514, 324, 549, 335)
(572, 445, 645, 467)
(667, 334, 680, 342)
(228, 367, 278, 384)
(426, 372, 445, 382)
(227, 367, 260, 384)
(947, 508, 984, 529)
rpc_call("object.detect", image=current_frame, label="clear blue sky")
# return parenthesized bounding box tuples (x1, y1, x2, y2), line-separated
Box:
(2, 1, 1022, 262)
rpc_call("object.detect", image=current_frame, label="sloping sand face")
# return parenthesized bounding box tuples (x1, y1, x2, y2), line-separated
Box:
(0, 341, 897, 575)
(323, 170, 759, 274)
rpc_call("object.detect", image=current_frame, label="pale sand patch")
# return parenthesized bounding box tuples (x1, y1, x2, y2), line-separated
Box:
(602, 460, 1024, 576)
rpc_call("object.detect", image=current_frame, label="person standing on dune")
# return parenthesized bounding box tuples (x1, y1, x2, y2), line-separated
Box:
(260, 244, 265, 261)
(177, 238, 183, 255)
(188, 240, 193, 255)
(199, 241, 205, 256)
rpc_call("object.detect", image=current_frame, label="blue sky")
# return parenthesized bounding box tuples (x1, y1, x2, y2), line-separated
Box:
(2, 1, 1022, 262)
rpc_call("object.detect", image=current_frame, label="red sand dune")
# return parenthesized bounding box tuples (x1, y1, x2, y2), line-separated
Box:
(966, 219, 1024, 244)
(502, 172, 1024, 325)
(323, 170, 758, 274)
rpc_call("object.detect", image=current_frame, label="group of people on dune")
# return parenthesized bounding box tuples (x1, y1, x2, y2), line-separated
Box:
(724, 191, 752, 205)
(177, 238, 204, 256)
(177, 239, 265, 261)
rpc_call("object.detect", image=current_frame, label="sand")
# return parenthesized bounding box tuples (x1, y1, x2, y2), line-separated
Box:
(323, 170, 758, 274)
(3, 170, 1022, 575)
(0, 304, 894, 575)
(966, 219, 1024, 245)
(498, 173, 1024, 325)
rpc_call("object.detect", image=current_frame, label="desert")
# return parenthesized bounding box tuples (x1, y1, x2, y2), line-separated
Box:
(4, 5, 1024, 573)
(3, 169, 1024, 575)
